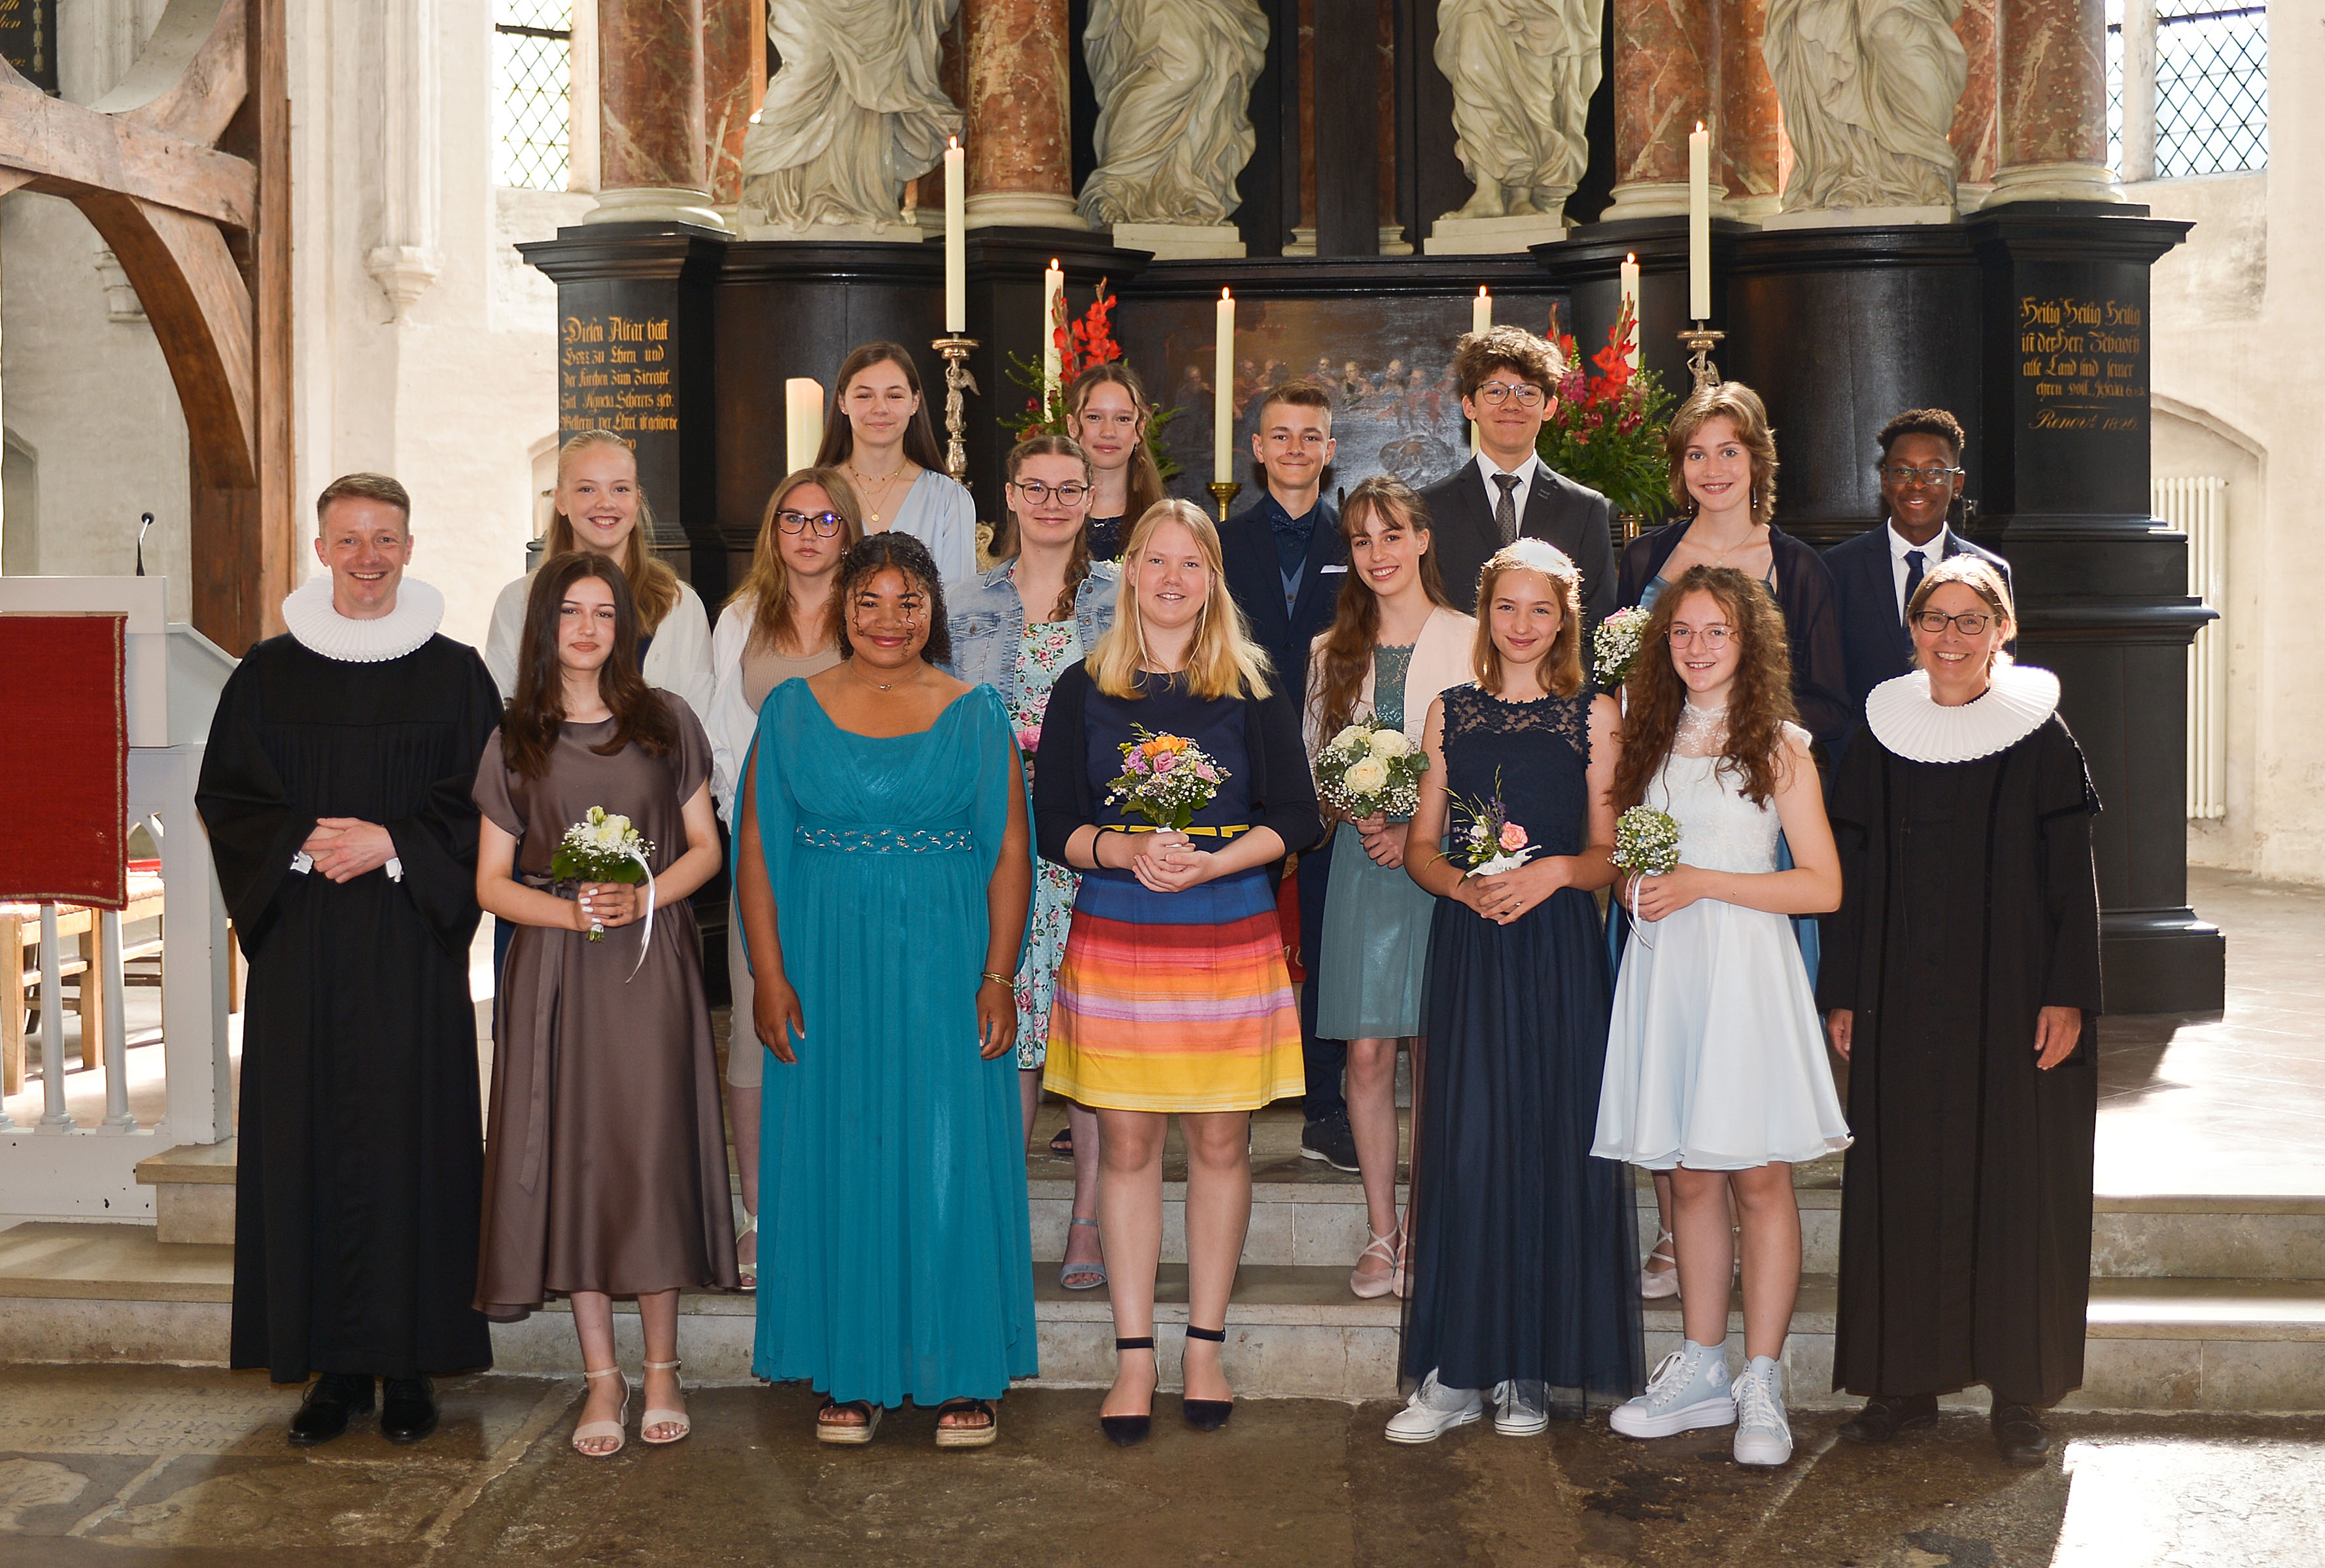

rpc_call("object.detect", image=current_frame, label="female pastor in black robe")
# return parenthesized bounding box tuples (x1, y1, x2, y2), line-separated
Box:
(197, 580, 502, 1384)
(1817, 662, 2102, 1412)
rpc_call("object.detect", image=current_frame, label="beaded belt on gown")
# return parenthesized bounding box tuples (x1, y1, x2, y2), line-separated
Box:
(795, 825, 973, 854)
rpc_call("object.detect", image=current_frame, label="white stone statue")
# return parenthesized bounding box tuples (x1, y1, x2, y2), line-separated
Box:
(1434, 0, 1602, 220)
(740, 0, 963, 237)
(1078, 0, 1270, 229)
(1763, 0, 1967, 213)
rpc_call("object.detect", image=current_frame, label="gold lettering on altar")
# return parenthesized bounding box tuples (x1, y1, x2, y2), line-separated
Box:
(2016, 296, 2144, 433)
(559, 314, 679, 434)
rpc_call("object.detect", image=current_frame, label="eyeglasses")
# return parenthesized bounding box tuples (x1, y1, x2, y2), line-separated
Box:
(777, 509, 846, 536)
(1010, 479, 1091, 505)
(1667, 625, 1732, 649)
(1473, 383, 1547, 409)
(1881, 465, 1963, 486)
(1911, 609, 1997, 636)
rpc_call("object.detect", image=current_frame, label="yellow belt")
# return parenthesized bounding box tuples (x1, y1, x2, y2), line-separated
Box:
(1119, 823, 1250, 838)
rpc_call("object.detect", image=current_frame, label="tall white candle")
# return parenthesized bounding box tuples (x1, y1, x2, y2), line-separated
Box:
(1619, 253, 1642, 371)
(944, 138, 967, 333)
(1472, 286, 1492, 337)
(1214, 288, 1235, 485)
(785, 379, 825, 473)
(1042, 259, 1065, 405)
(1688, 124, 1710, 322)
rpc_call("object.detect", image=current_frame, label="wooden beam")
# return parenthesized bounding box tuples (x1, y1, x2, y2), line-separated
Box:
(92, 0, 250, 148)
(0, 65, 256, 230)
(253, 0, 296, 645)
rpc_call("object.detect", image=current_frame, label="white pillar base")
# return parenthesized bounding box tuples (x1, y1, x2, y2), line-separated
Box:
(1599, 180, 1736, 222)
(581, 186, 730, 230)
(963, 191, 1092, 231)
(1105, 222, 1245, 259)
(1979, 161, 2126, 207)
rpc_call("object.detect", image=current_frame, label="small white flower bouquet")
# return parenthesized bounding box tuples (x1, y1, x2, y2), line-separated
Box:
(1314, 721, 1429, 822)
(1611, 805, 1680, 878)
(1593, 605, 1653, 689)
(1105, 728, 1227, 832)
(551, 806, 655, 943)
(1447, 770, 1534, 878)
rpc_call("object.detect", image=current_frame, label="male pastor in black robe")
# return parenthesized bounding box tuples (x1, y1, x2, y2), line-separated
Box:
(198, 474, 502, 1445)
(1817, 662, 2102, 1464)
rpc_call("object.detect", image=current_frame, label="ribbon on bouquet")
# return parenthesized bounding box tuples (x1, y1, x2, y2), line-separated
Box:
(617, 844, 657, 984)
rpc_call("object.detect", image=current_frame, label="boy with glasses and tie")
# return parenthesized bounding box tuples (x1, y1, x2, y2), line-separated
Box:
(1419, 326, 1615, 628)
(1823, 409, 2012, 760)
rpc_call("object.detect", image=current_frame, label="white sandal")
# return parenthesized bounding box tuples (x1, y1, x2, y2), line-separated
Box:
(1640, 1229, 1681, 1299)
(640, 1358, 690, 1444)
(734, 1212, 758, 1293)
(572, 1366, 629, 1457)
(1351, 1227, 1407, 1300)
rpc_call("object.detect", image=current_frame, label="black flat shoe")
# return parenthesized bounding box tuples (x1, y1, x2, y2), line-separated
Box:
(288, 1373, 373, 1447)
(1836, 1393, 1938, 1445)
(1990, 1401, 2052, 1467)
(379, 1376, 439, 1444)
(1100, 1337, 1155, 1446)
(1181, 1325, 1233, 1432)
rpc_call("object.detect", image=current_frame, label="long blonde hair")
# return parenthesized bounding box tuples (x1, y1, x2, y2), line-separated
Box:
(727, 468, 865, 656)
(1086, 500, 1274, 701)
(544, 430, 682, 634)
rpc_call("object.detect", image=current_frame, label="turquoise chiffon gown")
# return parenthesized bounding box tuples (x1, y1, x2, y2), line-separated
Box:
(748, 679, 1037, 1406)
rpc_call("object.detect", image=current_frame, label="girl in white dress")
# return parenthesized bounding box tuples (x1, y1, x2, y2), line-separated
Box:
(1593, 564, 1848, 1467)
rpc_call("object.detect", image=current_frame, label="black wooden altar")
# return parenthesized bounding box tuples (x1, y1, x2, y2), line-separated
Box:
(521, 205, 2222, 1014)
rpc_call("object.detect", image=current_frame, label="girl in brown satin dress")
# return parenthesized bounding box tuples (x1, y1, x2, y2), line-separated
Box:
(473, 552, 737, 1457)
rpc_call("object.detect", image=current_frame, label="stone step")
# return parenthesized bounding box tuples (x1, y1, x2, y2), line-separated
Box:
(133, 1139, 236, 1246)
(4, 1222, 2320, 1411)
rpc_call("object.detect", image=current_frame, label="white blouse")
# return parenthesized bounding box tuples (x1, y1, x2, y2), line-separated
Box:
(483, 570, 716, 728)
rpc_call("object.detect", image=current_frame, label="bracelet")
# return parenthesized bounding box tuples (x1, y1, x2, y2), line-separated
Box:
(980, 971, 1013, 988)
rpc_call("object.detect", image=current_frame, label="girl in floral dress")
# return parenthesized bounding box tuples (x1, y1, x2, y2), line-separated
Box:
(944, 436, 1120, 1290)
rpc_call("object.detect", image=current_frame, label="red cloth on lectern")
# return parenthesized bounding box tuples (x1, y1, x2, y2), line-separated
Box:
(0, 614, 128, 908)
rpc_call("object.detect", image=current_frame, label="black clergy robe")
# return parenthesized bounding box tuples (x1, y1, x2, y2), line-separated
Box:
(1817, 715, 2103, 1406)
(198, 632, 502, 1382)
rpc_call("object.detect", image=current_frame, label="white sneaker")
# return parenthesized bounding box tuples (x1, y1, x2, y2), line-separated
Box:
(1492, 1381, 1549, 1437)
(1731, 1356, 1793, 1466)
(1385, 1370, 1483, 1444)
(1609, 1341, 1736, 1439)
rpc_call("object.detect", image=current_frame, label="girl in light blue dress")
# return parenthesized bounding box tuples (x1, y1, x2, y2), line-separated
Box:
(816, 341, 978, 584)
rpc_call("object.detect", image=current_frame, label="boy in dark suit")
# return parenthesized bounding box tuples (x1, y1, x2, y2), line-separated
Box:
(1218, 381, 1358, 1170)
(1418, 326, 1615, 625)
(1825, 408, 2012, 756)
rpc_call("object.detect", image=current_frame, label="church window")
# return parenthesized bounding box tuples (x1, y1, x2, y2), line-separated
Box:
(494, 0, 575, 190)
(2109, 1, 2269, 180)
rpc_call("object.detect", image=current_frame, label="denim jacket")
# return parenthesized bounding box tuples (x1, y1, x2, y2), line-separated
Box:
(943, 558, 1120, 701)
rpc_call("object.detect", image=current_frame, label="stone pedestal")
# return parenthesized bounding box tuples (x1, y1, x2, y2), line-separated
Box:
(1109, 222, 1247, 260)
(1987, 0, 2122, 207)
(1758, 205, 1956, 231)
(587, 0, 725, 230)
(963, 0, 1089, 231)
(1423, 212, 1572, 255)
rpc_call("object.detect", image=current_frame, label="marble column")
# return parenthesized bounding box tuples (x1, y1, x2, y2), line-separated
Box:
(1984, 0, 2122, 205)
(584, 0, 725, 228)
(1717, 0, 1779, 216)
(1950, 0, 2000, 206)
(1602, 0, 1721, 220)
(702, 0, 763, 207)
(963, 0, 1089, 229)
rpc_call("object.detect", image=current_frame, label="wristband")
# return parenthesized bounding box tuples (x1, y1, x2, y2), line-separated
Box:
(980, 972, 1014, 988)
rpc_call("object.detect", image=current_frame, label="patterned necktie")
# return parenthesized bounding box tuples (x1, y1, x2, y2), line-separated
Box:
(1493, 472, 1522, 545)
(1902, 548, 1927, 628)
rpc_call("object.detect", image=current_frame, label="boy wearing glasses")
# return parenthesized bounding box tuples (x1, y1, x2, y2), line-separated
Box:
(1420, 326, 1615, 625)
(1825, 408, 2012, 756)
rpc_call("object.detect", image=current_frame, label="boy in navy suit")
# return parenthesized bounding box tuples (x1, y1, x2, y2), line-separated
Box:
(1825, 409, 2012, 757)
(1218, 381, 1358, 1170)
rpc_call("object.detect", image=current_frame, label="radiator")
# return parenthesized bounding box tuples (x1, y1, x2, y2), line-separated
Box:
(2155, 476, 2228, 821)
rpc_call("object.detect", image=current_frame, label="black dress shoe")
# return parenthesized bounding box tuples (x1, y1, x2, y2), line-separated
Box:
(1180, 1325, 1233, 1432)
(380, 1376, 439, 1444)
(288, 1373, 373, 1447)
(1100, 1338, 1156, 1446)
(1989, 1401, 2052, 1467)
(1836, 1393, 1938, 1445)
(1300, 1114, 1360, 1173)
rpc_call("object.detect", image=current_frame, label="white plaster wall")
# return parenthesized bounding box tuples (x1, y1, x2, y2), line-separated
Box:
(2136, 8, 2322, 881)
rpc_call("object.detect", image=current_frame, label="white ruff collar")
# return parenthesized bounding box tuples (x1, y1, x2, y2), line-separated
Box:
(1866, 662, 2059, 764)
(281, 575, 445, 662)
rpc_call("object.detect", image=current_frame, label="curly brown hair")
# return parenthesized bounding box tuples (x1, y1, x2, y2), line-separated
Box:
(833, 532, 953, 668)
(1613, 565, 1799, 810)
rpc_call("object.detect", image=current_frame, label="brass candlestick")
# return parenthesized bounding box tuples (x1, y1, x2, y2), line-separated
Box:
(1207, 479, 1243, 521)
(931, 334, 980, 486)
(1678, 324, 1726, 392)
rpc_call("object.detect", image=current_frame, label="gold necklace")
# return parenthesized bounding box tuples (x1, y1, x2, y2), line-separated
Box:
(849, 459, 911, 526)
(847, 658, 921, 694)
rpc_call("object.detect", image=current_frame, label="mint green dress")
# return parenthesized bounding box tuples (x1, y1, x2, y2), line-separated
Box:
(1315, 645, 1437, 1040)
(748, 679, 1037, 1406)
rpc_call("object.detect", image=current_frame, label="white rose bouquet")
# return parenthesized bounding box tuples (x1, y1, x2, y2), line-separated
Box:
(551, 806, 657, 977)
(1593, 605, 1653, 689)
(1314, 721, 1429, 822)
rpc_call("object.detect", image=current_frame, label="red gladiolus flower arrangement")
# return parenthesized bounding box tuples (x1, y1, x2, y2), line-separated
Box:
(1535, 297, 1677, 523)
